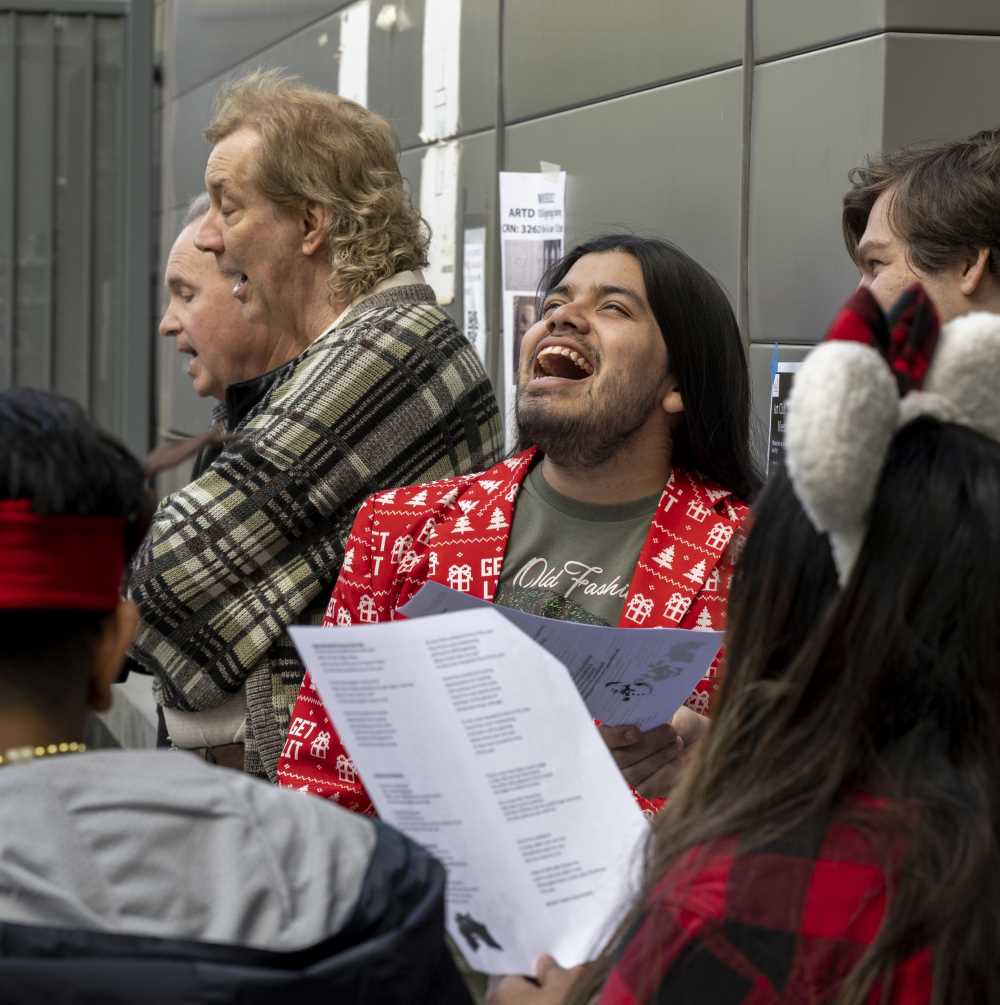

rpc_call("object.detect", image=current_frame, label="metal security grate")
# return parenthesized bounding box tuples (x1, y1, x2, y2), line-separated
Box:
(0, 1, 152, 454)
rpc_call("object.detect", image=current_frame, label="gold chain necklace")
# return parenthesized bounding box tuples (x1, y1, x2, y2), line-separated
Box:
(0, 741, 87, 766)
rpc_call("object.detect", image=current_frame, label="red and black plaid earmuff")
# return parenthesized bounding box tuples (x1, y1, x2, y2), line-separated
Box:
(785, 283, 1000, 584)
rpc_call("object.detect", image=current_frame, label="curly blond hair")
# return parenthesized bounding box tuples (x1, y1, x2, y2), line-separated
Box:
(206, 68, 429, 307)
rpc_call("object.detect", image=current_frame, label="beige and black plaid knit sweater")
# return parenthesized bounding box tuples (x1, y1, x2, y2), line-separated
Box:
(128, 284, 502, 779)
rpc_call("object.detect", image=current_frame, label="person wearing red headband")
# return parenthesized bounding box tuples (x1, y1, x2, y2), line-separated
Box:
(0, 388, 470, 1003)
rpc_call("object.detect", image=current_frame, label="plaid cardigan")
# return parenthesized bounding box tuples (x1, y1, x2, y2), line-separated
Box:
(599, 808, 932, 1004)
(127, 284, 503, 779)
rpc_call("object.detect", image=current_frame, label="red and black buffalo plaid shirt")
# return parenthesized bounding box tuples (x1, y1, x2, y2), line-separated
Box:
(599, 809, 932, 1004)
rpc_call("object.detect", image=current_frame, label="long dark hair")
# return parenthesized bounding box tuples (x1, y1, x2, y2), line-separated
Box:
(527, 234, 761, 500)
(575, 419, 1000, 1004)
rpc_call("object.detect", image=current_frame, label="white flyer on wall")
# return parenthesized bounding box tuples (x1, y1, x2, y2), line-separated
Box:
(337, 0, 370, 107)
(420, 0, 462, 142)
(767, 360, 801, 474)
(500, 170, 566, 442)
(463, 226, 488, 364)
(421, 141, 460, 305)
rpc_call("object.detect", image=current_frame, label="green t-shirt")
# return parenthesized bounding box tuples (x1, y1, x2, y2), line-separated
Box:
(494, 462, 660, 626)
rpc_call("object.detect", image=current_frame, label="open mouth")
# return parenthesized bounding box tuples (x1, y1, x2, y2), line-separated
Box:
(232, 273, 249, 300)
(533, 345, 595, 381)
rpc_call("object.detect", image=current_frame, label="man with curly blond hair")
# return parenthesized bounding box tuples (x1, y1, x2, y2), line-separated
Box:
(128, 70, 502, 780)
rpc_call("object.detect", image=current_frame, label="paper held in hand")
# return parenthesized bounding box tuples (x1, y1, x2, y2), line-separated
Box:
(290, 608, 650, 976)
(399, 581, 723, 730)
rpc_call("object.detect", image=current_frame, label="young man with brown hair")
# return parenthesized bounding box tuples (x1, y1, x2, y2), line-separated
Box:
(843, 127, 1000, 318)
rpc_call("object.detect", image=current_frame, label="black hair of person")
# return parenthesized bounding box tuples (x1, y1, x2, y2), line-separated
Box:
(0, 388, 150, 706)
(572, 419, 1000, 1004)
(526, 234, 761, 501)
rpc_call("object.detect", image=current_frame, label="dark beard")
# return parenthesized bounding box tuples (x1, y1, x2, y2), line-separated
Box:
(514, 376, 663, 468)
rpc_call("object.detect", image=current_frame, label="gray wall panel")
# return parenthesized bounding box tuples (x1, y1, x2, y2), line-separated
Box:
(749, 37, 885, 346)
(161, 73, 214, 214)
(163, 11, 350, 213)
(755, 0, 883, 60)
(882, 33, 1000, 151)
(505, 69, 743, 309)
(159, 3, 1000, 480)
(163, 0, 500, 212)
(370, 0, 498, 150)
(166, 0, 339, 99)
(14, 14, 56, 390)
(750, 32, 1000, 350)
(756, 0, 1000, 62)
(0, 14, 16, 387)
(1, 7, 151, 453)
(400, 130, 496, 356)
(91, 14, 127, 432)
(54, 13, 97, 408)
(504, 0, 743, 123)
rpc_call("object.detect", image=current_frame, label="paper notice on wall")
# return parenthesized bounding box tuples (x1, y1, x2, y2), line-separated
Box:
(767, 360, 801, 474)
(290, 607, 647, 975)
(421, 0, 462, 141)
(338, 0, 370, 107)
(462, 227, 487, 363)
(421, 141, 460, 305)
(500, 171, 566, 441)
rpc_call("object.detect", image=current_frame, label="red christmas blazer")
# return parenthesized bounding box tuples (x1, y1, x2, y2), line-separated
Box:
(278, 449, 749, 817)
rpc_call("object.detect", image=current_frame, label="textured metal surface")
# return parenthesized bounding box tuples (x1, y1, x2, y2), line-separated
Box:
(369, 0, 498, 149)
(504, 0, 743, 123)
(166, 0, 340, 99)
(505, 69, 743, 310)
(0, 14, 16, 387)
(14, 14, 56, 390)
(756, 0, 1000, 61)
(53, 13, 96, 406)
(749, 36, 885, 346)
(159, 0, 1000, 468)
(0, 6, 150, 455)
(882, 32, 1000, 150)
(399, 129, 497, 334)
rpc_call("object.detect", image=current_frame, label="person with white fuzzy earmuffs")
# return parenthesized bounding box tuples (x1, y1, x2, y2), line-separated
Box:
(491, 284, 1000, 1005)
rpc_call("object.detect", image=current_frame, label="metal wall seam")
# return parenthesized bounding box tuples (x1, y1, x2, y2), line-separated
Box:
(122, 0, 154, 453)
(1, 1, 126, 13)
(0, 13, 15, 385)
(492, 0, 506, 418)
(38, 13, 56, 389)
(737, 0, 754, 342)
(81, 13, 95, 412)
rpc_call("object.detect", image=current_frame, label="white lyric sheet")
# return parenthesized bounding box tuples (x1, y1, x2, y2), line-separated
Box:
(399, 582, 723, 731)
(290, 608, 649, 975)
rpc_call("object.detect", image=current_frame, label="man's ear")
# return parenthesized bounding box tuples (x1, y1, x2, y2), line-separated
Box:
(661, 378, 684, 417)
(960, 247, 992, 297)
(301, 201, 330, 258)
(87, 600, 139, 713)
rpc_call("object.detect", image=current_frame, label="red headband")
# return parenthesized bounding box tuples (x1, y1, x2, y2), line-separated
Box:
(0, 500, 125, 611)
